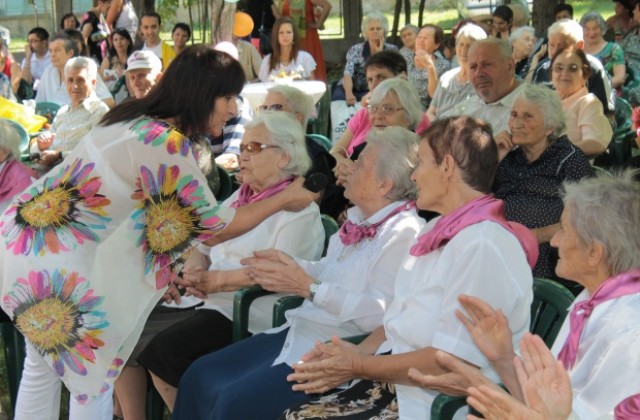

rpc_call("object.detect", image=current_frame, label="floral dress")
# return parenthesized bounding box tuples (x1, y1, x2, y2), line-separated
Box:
(0, 117, 232, 403)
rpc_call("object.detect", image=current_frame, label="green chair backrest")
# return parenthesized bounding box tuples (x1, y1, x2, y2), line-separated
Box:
(35, 101, 61, 124)
(320, 214, 339, 256)
(530, 277, 576, 347)
(307, 133, 333, 153)
(614, 96, 633, 135)
(216, 165, 234, 202)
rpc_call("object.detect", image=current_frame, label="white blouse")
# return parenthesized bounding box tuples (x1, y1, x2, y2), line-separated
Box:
(379, 219, 534, 418)
(259, 51, 317, 83)
(551, 290, 640, 418)
(270, 201, 426, 367)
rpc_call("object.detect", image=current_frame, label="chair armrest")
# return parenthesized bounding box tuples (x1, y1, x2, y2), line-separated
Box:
(430, 393, 468, 420)
(272, 295, 305, 328)
(232, 286, 274, 342)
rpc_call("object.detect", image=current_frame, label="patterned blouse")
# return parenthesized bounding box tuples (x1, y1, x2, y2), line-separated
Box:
(406, 50, 451, 108)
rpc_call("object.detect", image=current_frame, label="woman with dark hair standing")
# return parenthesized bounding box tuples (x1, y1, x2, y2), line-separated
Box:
(82, 0, 112, 62)
(491, 5, 513, 39)
(259, 16, 316, 82)
(61, 13, 81, 30)
(0, 45, 317, 419)
(99, 27, 133, 102)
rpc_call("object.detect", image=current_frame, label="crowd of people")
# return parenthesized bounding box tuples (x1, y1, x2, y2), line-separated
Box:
(0, 1, 639, 419)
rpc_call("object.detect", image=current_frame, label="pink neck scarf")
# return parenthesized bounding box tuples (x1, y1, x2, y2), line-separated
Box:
(557, 269, 640, 369)
(230, 178, 293, 209)
(615, 393, 640, 419)
(409, 194, 538, 268)
(339, 201, 416, 246)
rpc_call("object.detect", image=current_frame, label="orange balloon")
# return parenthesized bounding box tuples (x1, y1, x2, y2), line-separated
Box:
(233, 12, 254, 38)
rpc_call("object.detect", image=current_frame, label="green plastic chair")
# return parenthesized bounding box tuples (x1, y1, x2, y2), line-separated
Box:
(320, 214, 338, 256)
(35, 101, 61, 124)
(216, 165, 234, 202)
(0, 321, 26, 414)
(431, 278, 575, 419)
(307, 133, 332, 153)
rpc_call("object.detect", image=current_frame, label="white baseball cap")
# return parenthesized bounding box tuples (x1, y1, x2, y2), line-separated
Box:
(126, 50, 162, 73)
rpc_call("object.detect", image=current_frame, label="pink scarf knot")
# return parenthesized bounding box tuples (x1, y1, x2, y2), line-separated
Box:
(230, 178, 293, 209)
(409, 194, 538, 268)
(557, 269, 640, 369)
(338, 201, 416, 246)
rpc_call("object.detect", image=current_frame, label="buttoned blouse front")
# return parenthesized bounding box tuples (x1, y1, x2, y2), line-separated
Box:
(379, 220, 533, 418)
(272, 201, 426, 367)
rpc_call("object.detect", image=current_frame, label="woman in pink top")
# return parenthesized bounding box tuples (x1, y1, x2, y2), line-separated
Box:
(331, 78, 427, 186)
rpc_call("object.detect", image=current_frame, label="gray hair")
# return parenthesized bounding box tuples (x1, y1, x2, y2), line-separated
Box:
(0, 120, 21, 160)
(509, 26, 535, 45)
(266, 85, 315, 128)
(579, 12, 607, 34)
(548, 19, 583, 44)
(361, 11, 389, 40)
(244, 111, 311, 177)
(400, 24, 419, 36)
(365, 126, 419, 201)
(64, 56, 98, 82)
(456, 23, 488, 44)
(513, 83, 566, 140)
(369, 78, 423, 131)
(562, 170, 640, 276)
(471, 37, 513, 61)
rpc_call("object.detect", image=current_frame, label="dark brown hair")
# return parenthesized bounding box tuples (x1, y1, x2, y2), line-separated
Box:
(551, 46, 592, 80)
(269, 16, 300, 72)
(422, 116, 498, 193)
(101, 45, 246, 137)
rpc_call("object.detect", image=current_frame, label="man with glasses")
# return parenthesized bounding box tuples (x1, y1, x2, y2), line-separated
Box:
(21, 27, 50, 92)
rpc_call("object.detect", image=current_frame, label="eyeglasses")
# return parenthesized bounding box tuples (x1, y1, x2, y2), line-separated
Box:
(367, 104, 405, 116)
(257, 104, 285, 112)
(239, 141, 281, 155)
(552, 64, 580, 74)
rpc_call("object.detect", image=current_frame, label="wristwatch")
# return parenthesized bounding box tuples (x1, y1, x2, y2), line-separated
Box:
(309, 279, 321, 302)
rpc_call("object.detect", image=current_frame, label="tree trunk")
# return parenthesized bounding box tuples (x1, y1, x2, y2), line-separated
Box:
(532, 0, 564, 38)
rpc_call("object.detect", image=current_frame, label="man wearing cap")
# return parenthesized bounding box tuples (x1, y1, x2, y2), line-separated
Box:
(233, 12, 262, 82)
(126, 50, 162, 99)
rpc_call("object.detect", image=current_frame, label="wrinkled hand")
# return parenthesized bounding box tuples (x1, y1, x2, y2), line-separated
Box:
(334, 159, 355, 186)
(515, 333, 573, 420)
(162, 284, 182, 304)
(346, 93, 357, 106)
(456, 294, 515, 366)
(242, 249, 312, 296)
(24, 43, 32, 60)
(176, 267, 212, 298)
(495, 131, 514, 161)
(37, 132, 55, 151)
(370, 37, 384, 54)
(407, 351, 499, 396)
(414, 50, 434, 71)
(534, 44, 548, 62)
(279, 177, 320, 212)
(467, 385, 541, 420)
(288, 336, 362, 394)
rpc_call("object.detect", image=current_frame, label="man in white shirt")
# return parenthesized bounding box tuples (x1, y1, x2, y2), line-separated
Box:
(35, 33, 115, 108)
(33, 57, 109, 169)
(21, 27, 51, 92)
(451, 37, 523, 135)
(140, 12, 172, 68)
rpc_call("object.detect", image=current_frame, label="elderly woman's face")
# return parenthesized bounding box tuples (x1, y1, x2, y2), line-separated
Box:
(415, 27, 439, 53)
(551, 50, 587, 98)
(582, 21, 603, 43)
(411, 140, 445, 212)
(455, 36, 475, 67)
(239, 125, 289, 192)
(550, 207, 592, 283)
(508, 98, 550, 147)
(366, 20, 384, 42)
(513, 32, 536, 58)
(344, 143, 383, 207)
(367, 91, 410, 130)
(400, 29, 417, 49)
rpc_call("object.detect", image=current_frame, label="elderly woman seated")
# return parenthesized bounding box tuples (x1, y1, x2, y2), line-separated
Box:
(551, 47, 613, 157)
(331, 78, 426, 188)
(0, 119, 36, 214)
(32, 56, 109, 170)
(170, 127, 425, 418)
(510, 26, 536, 79)
(258, 85, 340, 218)
(278, 116, 537, 418)
(412, 171, 640, 419)
(426, 23, 487, 121)
(136, 111, 325, 411)
(493, 83, 593, 283)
